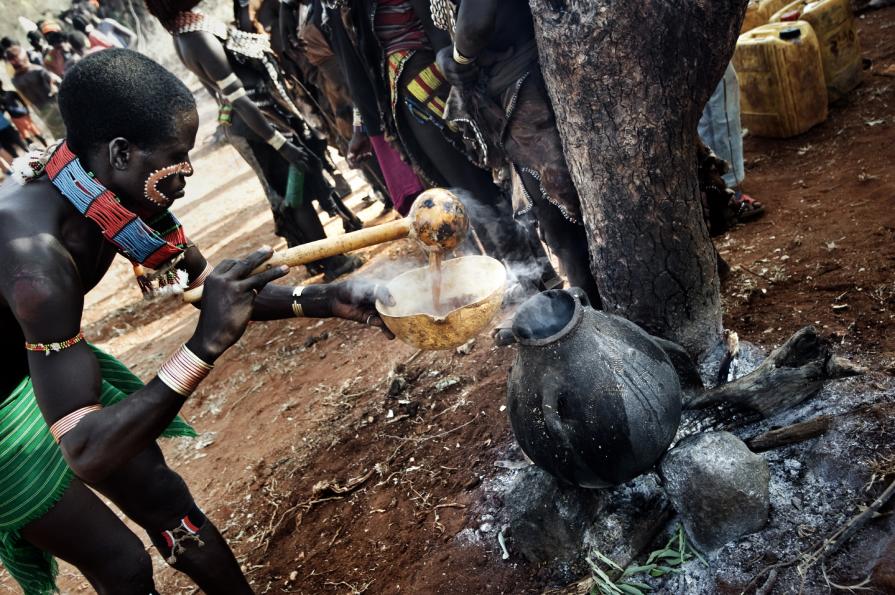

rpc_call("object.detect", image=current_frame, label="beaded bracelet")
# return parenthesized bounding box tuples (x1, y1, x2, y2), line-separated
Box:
(50, 404, 102, 443)
(292, 285, 306, 317)
(25, 330, 85, 356)
(157, 344, 214, 398)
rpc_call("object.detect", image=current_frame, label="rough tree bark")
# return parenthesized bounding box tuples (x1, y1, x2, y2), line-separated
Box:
(529, 0, 749, 356)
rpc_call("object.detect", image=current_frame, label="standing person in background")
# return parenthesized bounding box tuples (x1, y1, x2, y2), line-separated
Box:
(145, 0, 365, 281)
(68, 31, 95, 57)
(26, 31, 51, 65)
(2, 37, 42, 67)
(92, 14, 139, 48)
(276, 0, 400, 214)
(40, 20, 80, 76)
(433, 0, 600, 304)
(316, 0, 426, 216)
(70, 14, 124, 50)
(699, 62, 765, 222)
(334, 0, 556, 295)
(0, 81, 48, 146)
(0, 110, 28, 159)
(6, 45, 65, 140)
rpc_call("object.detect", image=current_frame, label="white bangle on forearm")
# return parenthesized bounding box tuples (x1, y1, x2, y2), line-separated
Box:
(352, 108, 363, 129)
(223, 87, 247, 103)
(214, 72, 240, 90)
(267, 130, 287, 151)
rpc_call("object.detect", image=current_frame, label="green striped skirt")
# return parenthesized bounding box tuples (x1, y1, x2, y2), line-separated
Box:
(0, 345, 195, 594)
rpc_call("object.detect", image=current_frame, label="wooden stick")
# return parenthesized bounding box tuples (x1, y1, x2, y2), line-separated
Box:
(803, 477, 895, 567)
(745, 415, 834, 453)
(182, 218, 411, 303)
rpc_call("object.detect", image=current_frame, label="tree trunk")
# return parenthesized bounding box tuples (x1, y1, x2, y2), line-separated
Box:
(528, 0, 748, 356)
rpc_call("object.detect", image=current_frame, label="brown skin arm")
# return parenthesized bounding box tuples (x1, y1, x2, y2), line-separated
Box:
(434, 0, 499, 88)
(453, 0, 499, 58)
(0, 238, 286, 484)
(174, 31, 315, 171)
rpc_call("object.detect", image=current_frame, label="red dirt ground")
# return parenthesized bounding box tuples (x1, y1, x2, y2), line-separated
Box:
(1, 6, 893, 595)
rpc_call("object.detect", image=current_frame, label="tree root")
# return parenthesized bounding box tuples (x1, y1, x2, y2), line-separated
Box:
(686, 326, 865, 417)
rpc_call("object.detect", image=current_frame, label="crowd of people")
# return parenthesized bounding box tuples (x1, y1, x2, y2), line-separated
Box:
(0, 1, 765, 593)
(0, 0, 138, 172)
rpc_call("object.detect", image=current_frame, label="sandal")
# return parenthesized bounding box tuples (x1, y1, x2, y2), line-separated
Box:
(730, 191, 765, 222)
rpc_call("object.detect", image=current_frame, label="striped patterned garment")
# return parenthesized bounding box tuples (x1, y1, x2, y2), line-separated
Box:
(387, 51, 447, 121)
(374, 0, 430, 55)
(0, 345, 196, 594)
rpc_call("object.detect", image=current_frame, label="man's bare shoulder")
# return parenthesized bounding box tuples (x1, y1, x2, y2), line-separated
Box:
(0, 177, 64, 243)
(0, 177, 77, 306)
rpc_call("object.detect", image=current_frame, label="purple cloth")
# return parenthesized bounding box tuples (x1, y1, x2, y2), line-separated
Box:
(370, 134, 424, 215)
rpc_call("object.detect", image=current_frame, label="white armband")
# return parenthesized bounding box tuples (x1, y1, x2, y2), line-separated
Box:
(214, 72, 240, 90)
(224, 87, 247, 103)
(267, 130, 288, 150)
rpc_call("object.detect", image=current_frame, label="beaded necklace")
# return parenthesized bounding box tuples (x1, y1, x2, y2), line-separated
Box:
(16, 142, 191, 298)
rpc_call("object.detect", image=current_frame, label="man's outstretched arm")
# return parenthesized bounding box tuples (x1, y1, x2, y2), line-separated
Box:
(184, 244, 395, 336)
(0, 239, 285, 483)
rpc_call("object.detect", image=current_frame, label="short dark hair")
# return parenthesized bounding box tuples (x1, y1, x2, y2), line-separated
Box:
(1, 37, 18, 49)
(58, 49, 197, 153)
(144, 0, 202, 29)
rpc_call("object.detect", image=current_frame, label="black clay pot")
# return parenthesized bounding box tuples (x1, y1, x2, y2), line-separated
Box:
(503, 288, 682, 488)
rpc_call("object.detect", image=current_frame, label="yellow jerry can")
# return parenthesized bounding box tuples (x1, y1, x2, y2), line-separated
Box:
(742, 0, 794, 33)
(770, 0, 862, 101)
(734, 21, 828, 138)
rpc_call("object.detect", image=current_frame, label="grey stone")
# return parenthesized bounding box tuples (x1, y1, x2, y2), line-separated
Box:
(660, 431, 770, 552)
(498, 466, 669, 582)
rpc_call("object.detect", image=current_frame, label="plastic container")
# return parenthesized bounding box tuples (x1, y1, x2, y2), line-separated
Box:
(769, 0, 862, 101)
(733, 21, 828, 138)
(742, 0, 794, 33)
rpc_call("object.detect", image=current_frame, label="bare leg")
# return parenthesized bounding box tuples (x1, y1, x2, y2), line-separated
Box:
(92, 443, 252, 595)
(521, 172, 601, 306)
(21, 479, 158, 595)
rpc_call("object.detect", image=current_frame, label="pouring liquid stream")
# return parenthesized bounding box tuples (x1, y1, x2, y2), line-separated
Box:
(429, 251, 443, 315)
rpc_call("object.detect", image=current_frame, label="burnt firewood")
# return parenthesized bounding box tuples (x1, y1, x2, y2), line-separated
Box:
(744, 415, 834, 452)
(685, 326, 865, 417)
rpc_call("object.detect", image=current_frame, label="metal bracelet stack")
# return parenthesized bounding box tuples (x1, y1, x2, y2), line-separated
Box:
(49, 405, 103, 443)
(158, 345, 214, 397)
